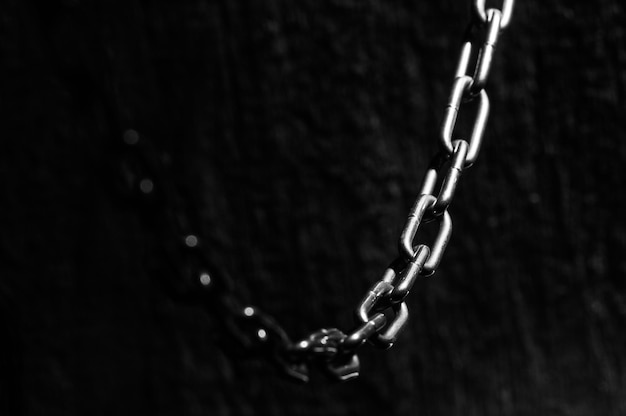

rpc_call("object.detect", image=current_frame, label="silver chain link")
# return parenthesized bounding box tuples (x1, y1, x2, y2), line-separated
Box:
(120, 0, 514, 383)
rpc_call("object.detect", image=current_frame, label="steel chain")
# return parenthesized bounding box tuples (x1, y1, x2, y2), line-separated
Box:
(118, 0, 513, 383)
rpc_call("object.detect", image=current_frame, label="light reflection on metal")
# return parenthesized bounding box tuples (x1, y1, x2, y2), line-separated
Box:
(185, 235, 198, 248)
(139, 178, 154, 194)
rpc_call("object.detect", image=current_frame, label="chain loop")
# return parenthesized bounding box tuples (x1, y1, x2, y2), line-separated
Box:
(421, 211, 453, 276)
(355, 281, 394, 323)
(369, 302, 410, 349)
(473, 0, 514, 30)
(458, 9, 502, 95)
(389, 246, 430, 303)
(431, 140, 470, 217)
(351, 279, 410, 349)
(399, 195, 453, 276)
(399, 195, 436, 259)
(439, 76, 490, 166)
(343, 313, 387, 351)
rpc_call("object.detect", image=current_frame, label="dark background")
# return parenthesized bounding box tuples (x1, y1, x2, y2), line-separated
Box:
(2, 0, 626, 415)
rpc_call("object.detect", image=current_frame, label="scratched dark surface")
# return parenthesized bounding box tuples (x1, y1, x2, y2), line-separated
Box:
(1, 1, 626, 415)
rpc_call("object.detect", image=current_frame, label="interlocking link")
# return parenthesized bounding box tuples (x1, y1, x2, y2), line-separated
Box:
(120, 0, 514, 383)
(399, 194, 436, 259)
(458, 10, 503, 96)
(398, 195, 453, 276)
(472, 9, 502, 94)
(440, 76, 490, 165)
(355, 281, 394, 323)
(343, 314, 387, 351)
(473, 0, 514, 30)
(389, 245, 430, 303)
(352, 279, 409, 349)
(433, 140, 469, 214)
(369, 302, 409, 349)
(421, 211, 453, 276)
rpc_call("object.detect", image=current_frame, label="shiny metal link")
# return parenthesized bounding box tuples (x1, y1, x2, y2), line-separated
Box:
(473, 0, 514, 30)
(389, 245, 430, 303)
(432, 140, 469, 216)
(352, 279, 410, 349)
(380, 265, 399, 285)
(458, 9, 502, 94)
(473, 9, 502, 93)
(418, 152, 446, 197)
(421, 211, 452, 276)
(351, 273, 412, 348)
(369, 302, 409, 349)
(439, 75, 490, 166)
(455, 41, 473, 80)
(418, 168, 438, 197)
(343, 313, 387, 351)
(399, 194, 453, 276)
(399, 194, 436, 259)
(418, 143, 468, 218)
(356, 281, 394, 323)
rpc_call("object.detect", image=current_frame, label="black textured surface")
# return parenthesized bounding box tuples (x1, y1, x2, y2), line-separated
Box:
(2, 1, 626, 415)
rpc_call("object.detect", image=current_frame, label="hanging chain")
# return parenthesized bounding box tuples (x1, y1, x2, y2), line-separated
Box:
(118, 0, 514, 383)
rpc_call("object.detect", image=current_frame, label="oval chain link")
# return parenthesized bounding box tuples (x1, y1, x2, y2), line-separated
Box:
(121, 1, 514, 383)
(440, 76, 489, 165)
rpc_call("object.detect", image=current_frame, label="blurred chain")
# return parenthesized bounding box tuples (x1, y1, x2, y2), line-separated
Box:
(118, 0, 514, 383)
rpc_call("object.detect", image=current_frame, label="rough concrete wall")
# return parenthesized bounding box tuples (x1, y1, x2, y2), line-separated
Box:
(2, 0, 626, 415)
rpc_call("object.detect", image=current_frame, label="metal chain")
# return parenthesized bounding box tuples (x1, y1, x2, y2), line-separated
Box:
(118, 0, 514, 383)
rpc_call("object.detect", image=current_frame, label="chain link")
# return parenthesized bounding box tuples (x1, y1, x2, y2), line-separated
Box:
(440, 76, 490, 165)
(118, 1, 514, 383)
(460, 9, 503, 95)
(473, 0, 514, 30)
